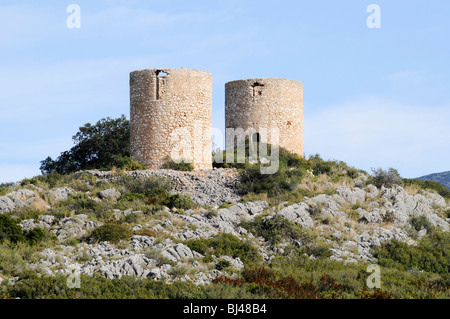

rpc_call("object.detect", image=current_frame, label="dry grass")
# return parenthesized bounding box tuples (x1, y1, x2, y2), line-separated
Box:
(31, 196, 50, 211)
(404, 184, 421, 196)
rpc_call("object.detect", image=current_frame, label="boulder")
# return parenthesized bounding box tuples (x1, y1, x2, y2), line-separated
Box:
(365, 185, 379, 198)
(310, 194, 341, 210)
(9, 189, 36, 207)
(276, 203, 314, 228)
(336, 187, 366, 204)
(0, 196, 15, 213)
(47, 187, 75, 203)
(359, 208, 386, 224)
(98, 188, 121, 201)
(161, 244, 202, 262)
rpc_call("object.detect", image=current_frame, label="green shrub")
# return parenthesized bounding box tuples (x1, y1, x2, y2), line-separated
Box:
(120, 213, 141, 224)
(237, 163, 304, 197)
(161, 157, 194, 171)
(370, 167, 402, 188)
(33, 172, 69, 189)
(240, 214, 314, 245)
(118, 192, 147, 202)
(219, 202, 231, 209)
(410, 215, 434, 233)
(348, 210, 360, 220)
(310, 158, 332, 175)
(216, 259, 231, 270)
(0, 214, 26, 243)
(63, 238, 81, 246)
(111, 155, 145, 171)
(373, 232, 450, 275)
(168, 264, 189, 278)
(0, 241, 36, 277)
(89, 223, 133, 244)
(0, 182, 13, 196)
(186, 233, 261, 266)
(202, 255, 214, 263)
(299, 241, 333, 259)
(63, 193, 103, 213)
(205, 209, 218, 219)
(144, 249, 176, 267)
(40, 115, 130, 174)
(168, 194, 194, 210)
(5, 206, 43, 222)
(221, 144, 360, 200)
(24, 228, 45, 245)
(115, 176, 171, 196)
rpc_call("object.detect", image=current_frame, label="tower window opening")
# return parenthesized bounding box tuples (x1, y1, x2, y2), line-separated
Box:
(251, 82, 264, 97)
(252, 132, 261, 143)
(155, 70, 168, 100)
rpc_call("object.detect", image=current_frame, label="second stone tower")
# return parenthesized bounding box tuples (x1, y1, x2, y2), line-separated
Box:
(225, 78, 303, 156)
(130, 68, 212, 170)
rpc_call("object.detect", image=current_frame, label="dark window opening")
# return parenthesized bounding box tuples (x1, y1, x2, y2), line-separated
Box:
(252, 132, 261, 143)
(251, 82, 264, 97)
(156, 70, 168, 100)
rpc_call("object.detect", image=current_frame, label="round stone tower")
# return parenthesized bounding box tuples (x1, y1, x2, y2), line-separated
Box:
(130, 68, 212, 170)
(225, 78, 303, 156)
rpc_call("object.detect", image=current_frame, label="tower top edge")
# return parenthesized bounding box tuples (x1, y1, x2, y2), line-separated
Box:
(130, 68, 212, 76)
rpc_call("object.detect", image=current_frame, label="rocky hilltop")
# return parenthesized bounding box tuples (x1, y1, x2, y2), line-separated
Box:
(0, 167, 448, 293)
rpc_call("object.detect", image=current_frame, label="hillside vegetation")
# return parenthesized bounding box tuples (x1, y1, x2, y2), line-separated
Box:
(417, 171, 450, 189)
(0, 117, 449, 299)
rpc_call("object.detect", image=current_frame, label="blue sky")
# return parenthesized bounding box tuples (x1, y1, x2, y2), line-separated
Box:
(1, 0, 449, 183)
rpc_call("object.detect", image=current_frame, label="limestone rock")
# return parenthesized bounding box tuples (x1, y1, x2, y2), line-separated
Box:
(47, 187, 76, 203)
(359, 208, 386, 224)
(336, 186, 366, 204)
(161, 244, 203, 262)
(98, 188, 121, 201)
(310, 194, 341, 210)
(365, 185, 379, 198)
(0, 196, 15, 213)
(276, 203, 314, 228)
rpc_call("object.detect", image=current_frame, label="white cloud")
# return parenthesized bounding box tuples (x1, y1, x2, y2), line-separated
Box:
(304, 96, 450, 178)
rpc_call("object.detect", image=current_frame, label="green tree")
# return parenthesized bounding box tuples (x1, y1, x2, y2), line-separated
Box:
(40, 115, 133, 174)
(370, 167, 402, 188)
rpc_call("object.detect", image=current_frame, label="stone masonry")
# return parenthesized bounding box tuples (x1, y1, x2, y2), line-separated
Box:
(225, 78, 303, 156)
(130, 68, 212, 170)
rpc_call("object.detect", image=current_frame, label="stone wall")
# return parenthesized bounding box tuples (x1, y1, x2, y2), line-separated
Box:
(130, 68, 212, 170)
(225, 78, 303, 156)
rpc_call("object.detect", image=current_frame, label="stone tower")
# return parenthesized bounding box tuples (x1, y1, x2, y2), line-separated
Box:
(130, 68, 212, 170)
(225, 78, 303, 156)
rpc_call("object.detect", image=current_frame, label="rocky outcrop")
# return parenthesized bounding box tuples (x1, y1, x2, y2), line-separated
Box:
(86, 169, 241, 207)
(0, 196, 15, 213)
(1, 169, 449, 287)
(98, 188, 121, 201)
(46, 187, 76, 203)
(336, 186, 367, 204)
(275, 203, 314, 228)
